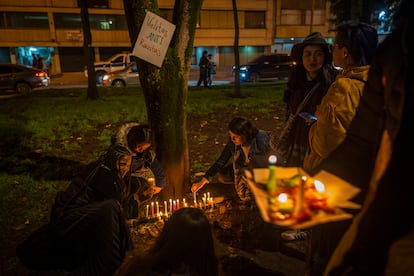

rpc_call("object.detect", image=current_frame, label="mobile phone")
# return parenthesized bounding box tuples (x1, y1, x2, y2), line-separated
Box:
(299, 112, 317, 122)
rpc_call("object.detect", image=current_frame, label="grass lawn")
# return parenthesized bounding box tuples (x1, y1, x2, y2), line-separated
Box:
(0, 82, 288, 274)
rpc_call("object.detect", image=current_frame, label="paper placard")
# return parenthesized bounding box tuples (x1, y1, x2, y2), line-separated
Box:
(133, 11, 176, 67)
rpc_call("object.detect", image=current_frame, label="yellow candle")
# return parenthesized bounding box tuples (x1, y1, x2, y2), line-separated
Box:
(294, 176, 306, 216)
(277, 193, 294, 213)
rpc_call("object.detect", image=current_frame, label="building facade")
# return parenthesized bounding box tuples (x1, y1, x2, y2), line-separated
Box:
(0, 0, 334, 75)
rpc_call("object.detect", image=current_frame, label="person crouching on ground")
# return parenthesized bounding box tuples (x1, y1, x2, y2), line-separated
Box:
(47, 145, 136, 275)
(112, 122, 167, 216)
(191, 116, 274, 202)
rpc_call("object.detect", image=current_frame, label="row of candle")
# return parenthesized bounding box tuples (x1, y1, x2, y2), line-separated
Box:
(146, 198, 188, 219)
(145, 192, 215, 219)
(193, 192, 214, 209)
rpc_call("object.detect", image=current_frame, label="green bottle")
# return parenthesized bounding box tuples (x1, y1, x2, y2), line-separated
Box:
(267, 155, 278, 197)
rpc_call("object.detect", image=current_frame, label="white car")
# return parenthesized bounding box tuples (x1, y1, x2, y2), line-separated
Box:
(101, 63, 140, 87)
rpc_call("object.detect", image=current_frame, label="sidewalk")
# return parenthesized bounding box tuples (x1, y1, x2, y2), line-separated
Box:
(50, 66, 234, 86)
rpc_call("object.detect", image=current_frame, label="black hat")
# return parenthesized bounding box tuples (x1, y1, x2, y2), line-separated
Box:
(291, 32, 330, 63)
(301, 32, 328, 46)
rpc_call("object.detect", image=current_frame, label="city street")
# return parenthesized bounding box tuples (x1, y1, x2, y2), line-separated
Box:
(48, 66, 234, 89)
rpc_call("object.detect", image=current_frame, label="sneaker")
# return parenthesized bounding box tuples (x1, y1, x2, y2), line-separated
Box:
(281, 230, 308, 241)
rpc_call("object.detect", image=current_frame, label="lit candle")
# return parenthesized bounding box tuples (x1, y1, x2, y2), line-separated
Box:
(156, 201, 159, 217)
(147, 177, 155, 187)
(203, 193, 207, 208)
(193, 192, 197, 202)
(277, 193, 294, 213)
(173, 200, 176, 211)
(164, 201, 168, 214)
(314, 180, 325, 194)
(183, 198, 186, 207)
(207, 192, 210, 201)
(151, 202, 154, 218)
(169, 199, 173, 213)
(210, 197, 214, 209)
(176, 199, 180, 209)
(308, 179, 330, 211)
(146, 204, 149, 218)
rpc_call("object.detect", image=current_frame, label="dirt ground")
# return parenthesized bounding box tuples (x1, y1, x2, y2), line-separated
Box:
(126, 181, 308, 276)
(121, 110, 310, 276)
(9, 108, 312, 275)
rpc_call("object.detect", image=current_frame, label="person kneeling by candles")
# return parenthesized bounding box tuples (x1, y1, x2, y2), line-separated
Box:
(17, 145, 137, 275)
(191, 116, 274, 202)
(112, 123, 167, 216)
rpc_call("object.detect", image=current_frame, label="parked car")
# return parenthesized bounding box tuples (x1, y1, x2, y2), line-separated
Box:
(85, 52, 139, 84)
(233, 53, 296, 82)
(101, 62, 140, 87)
(0, 64, 50, 94)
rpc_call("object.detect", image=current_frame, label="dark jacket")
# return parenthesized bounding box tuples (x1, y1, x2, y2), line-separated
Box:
(204, 130, 273, 180)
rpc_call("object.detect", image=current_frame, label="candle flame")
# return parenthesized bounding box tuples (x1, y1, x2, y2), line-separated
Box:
(268, 155, 277, 164)
(314, 180, 325, 193)
(278, 193, 288, 203)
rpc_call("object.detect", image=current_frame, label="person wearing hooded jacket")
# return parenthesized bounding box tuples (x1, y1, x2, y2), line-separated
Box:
(112, 122, 167, 213)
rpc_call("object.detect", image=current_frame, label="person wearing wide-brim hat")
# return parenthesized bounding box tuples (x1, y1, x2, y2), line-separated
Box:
(290, 31, 333, 65)
(277, 32, 339, 274)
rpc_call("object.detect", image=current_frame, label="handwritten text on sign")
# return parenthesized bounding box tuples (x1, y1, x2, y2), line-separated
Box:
(133, 11, 176, 68)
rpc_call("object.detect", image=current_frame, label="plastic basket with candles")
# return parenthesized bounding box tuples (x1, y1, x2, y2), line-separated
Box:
(245, 155, 362, 229)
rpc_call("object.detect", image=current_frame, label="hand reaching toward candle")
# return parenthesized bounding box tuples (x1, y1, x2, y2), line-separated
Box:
(191, 177, 209, 193)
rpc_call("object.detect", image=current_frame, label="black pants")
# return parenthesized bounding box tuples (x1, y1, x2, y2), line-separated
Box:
(49, 200, 131, 275)
(197, 66, 208, 87)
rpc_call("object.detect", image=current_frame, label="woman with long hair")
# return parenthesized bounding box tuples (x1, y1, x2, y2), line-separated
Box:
(116, 207, 218, 276)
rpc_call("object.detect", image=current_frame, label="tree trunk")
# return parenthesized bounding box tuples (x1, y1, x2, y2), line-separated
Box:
(123, 0, 203, 199)
(232, 0, 242, 97)
(79, 0, 98, 99)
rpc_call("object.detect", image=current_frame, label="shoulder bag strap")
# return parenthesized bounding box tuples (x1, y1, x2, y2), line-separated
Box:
(274, 82, 321, 149)
(294, 82, 321, 116)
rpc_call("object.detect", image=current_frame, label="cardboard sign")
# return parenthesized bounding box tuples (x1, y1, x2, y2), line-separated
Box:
(132, 11, 176, 68)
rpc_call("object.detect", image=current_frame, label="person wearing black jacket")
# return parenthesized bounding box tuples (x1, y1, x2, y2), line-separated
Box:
(18, 144, 137, 275)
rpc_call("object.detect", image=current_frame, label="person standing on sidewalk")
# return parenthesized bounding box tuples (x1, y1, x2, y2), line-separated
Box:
(197, 50, 210, 87)
(207, 54, 216, 87)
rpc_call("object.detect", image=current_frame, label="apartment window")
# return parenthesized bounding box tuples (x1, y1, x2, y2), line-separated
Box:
(89, 14, 127, 30)
(54, 13, 127, 30)
(305, 10, 325, 25)
(280, 9, 302, 25)
(245, 11, 265, 28)
(77, 0, 109, 8)
(0, 12, 48, 29)
(54, 14, 82, 29)
(200, 11, 234, 28)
